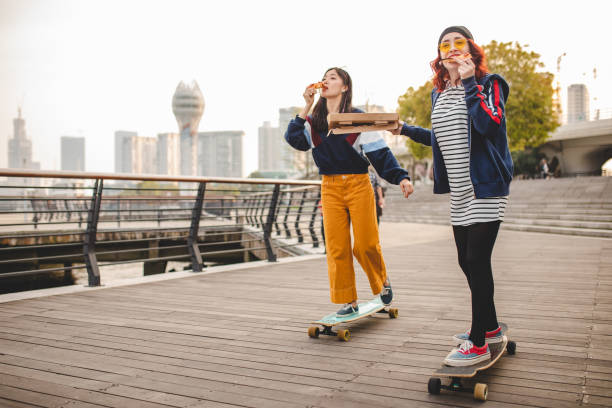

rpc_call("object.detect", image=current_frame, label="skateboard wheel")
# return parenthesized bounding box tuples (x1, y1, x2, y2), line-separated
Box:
(308, 326, 320, 338)
(427, 377, 441, 395)
(473, 383, 488, 401)
(337, 329, 351, 342)
(507, 340, 516, 355)
(388, 308, 399, 318)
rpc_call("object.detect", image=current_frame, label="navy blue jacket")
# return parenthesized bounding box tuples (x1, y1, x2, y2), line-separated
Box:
(401, 74, 513, 198)
(285, 108, 410, 185)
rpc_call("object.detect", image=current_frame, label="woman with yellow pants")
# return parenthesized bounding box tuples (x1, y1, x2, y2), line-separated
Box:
(285, 67, 414, 316)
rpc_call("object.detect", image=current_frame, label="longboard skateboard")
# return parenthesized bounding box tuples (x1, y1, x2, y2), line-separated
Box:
(327, 113, 399, 134)
(308, 296, 398, 341)
(427, 322, 516, 401)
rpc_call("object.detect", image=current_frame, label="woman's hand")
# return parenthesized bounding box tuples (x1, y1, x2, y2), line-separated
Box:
(399, 178, 414, 198)
(303, 85, 316, 107)
(389, 120, 404, 135)
(299, 86, 316, 119)
(453, 56, 475, 79)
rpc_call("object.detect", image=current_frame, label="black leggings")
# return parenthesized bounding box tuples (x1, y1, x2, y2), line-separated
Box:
(452, 220, 501, 347)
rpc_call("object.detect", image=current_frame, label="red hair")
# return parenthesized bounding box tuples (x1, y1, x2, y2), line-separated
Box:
(431, 39, 488, 92)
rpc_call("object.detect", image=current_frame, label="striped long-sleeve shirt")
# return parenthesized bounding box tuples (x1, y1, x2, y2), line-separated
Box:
(432, 85, 507, 226)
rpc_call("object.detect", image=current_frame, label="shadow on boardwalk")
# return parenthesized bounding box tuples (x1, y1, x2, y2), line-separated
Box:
(0, 223, 611, 407)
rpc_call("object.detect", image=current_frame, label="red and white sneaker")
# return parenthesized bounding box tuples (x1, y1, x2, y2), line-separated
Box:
(444, 340, 491, 366)
(452, 326, 503, 344)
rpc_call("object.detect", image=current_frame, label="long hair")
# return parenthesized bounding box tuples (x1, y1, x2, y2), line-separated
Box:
(311, 67, 353, 134)
(431, 39, 488, 92)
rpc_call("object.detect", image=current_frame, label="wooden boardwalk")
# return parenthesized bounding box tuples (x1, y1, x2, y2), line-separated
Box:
(0, 222, 611, 407)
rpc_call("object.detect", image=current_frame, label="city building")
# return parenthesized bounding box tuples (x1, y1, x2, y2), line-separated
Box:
(7, 108, 40, 170)
(279, 106, 312, 176)
(114, 131, 157, 174)
(60, 136, 85, 171)
(157, 132, 180, 176)
(568, 84, 590, 123)
(258, 121, 281, 172)
(172, 81, 204, 176)
(198, 131, 244, 177)
(133, 136, 157, 175)
(114, 131, 137, 173)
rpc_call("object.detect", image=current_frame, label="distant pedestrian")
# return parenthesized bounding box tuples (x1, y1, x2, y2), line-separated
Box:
(368, 167, 385, 225)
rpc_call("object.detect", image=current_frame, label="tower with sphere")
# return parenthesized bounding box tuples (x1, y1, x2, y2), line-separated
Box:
(172, 81, 204, 176)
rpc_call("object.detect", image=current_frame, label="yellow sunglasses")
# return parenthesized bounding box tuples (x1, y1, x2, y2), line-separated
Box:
(439, 38, 468, 53)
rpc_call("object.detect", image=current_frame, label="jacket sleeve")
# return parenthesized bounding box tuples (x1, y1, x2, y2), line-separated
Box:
(400, 123, 432, 146)
(358, 131, 410, 185)
(462, 76, 506, 138)
(284, 116, 312, 151)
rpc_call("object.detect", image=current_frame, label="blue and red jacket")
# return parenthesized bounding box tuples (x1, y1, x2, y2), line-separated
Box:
(284, 108, 409, 185)
(401, 74, 513, 198)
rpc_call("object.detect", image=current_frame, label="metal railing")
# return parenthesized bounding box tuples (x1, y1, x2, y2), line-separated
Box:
(0, 169, 323, 287)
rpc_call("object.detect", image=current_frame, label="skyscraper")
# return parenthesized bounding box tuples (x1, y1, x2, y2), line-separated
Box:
(8, 108, 40, 170)
(133, 136, 157, 175)
(60, 136, 85, 171)
(198, 131, 244, 177)
(278, 107, 305, 173)
(567, 84, 590, 123)
(172, 81, 204, 176)
(157, 132, 180, 176)
(258, 121, 281, 171)
(114, 131, 137, 173)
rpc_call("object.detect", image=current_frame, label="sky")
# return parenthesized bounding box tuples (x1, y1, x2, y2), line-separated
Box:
(1, 0, 610, 176)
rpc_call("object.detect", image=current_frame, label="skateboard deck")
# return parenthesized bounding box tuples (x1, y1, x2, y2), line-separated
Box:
(428, 322, 516, 401)
(308, 296, 398, 341)
(327, 113, 399, 134)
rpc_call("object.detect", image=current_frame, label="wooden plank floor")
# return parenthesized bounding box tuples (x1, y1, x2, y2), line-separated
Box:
(0, 223, 610, 407)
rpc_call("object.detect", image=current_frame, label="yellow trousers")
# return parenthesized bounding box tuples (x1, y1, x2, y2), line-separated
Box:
(321, 173, 387, 304)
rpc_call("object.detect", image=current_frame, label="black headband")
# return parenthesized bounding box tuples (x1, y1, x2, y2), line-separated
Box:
(438, 26, 474, 44)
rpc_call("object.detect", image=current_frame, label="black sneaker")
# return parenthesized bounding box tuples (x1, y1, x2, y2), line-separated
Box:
(381, 279, 393, 305)
(336, 303, 359, 317)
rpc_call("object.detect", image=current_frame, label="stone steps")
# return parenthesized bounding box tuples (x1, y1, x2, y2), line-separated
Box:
(381, 176, 612, 238)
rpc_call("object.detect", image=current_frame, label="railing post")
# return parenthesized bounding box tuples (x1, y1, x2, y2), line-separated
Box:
(294, 190, 307, 243)
(188, 182, 206, 272)
(257, 197, 264, 228)
(246, 197, 254, 226)
(283, 191, 292, 238)
(83, 179, 103, 286)
(263, 184, 280, 262)
(274, 190, 282, 235)
(30, 198, 39, 229)
(308, 189, 321, 248)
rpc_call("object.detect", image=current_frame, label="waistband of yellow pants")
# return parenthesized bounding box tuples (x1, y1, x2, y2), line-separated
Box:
(321, 173, 369, 182)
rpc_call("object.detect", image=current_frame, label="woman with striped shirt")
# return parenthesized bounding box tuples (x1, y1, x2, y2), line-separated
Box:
(390, 26, 513, 366)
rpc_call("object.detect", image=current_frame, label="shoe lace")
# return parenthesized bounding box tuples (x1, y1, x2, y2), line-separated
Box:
(458, 340, 474, 353)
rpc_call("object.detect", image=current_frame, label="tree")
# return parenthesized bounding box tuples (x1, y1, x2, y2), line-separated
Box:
(484, 41, 560, 150)
(397, 82, 433, 182)
(396, 41, 560, 154)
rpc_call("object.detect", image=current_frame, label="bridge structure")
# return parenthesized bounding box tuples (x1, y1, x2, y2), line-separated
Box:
(539, 118, 612, 176)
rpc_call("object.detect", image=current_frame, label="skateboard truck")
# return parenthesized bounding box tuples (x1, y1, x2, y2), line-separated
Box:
(428, 377, 489, 401)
